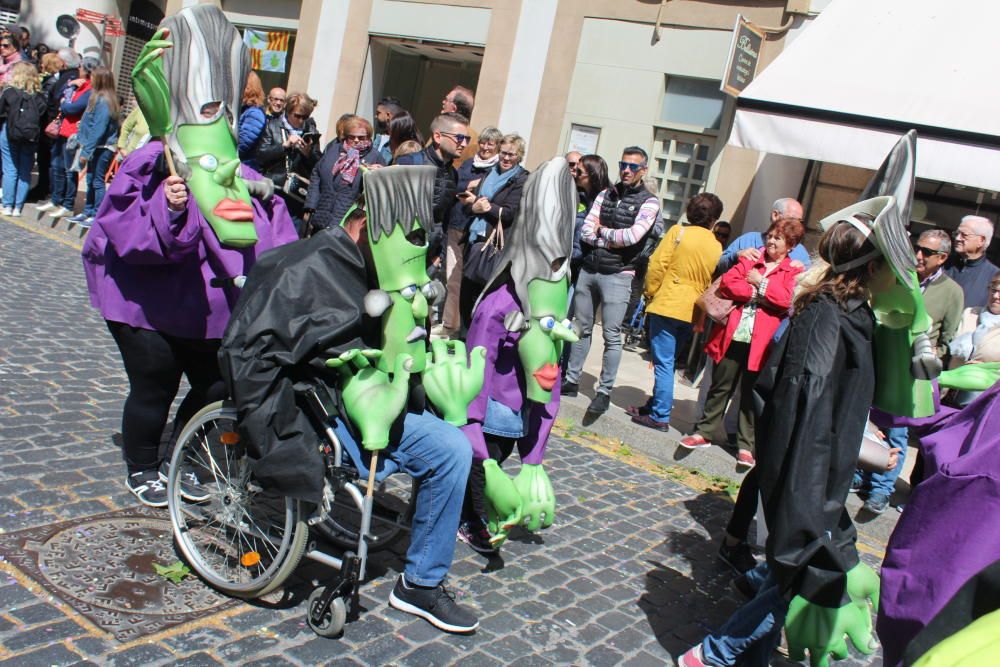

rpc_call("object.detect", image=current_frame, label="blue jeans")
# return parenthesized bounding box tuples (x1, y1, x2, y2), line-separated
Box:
(565, 269, 633, 394)
(862, 425, 907, 497)
(0, 127, 35, 209)
(49, 137, 75, 209)
(83, 148, 113, 216)
(701, 564, 787, 666)
(646, 313, 692, 422)
(332, 410, 471, 587)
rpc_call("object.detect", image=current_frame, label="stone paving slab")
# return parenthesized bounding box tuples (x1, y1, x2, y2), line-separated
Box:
(0, 218, 882, 665)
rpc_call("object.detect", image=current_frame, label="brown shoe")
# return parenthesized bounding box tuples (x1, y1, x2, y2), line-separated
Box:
(631, 413, 669, 432)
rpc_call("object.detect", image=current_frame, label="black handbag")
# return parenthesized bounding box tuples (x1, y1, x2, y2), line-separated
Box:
(463, 222, 505, 286)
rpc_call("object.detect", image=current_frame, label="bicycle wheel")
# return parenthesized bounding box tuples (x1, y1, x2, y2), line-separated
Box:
(314, 474, 414, 552)
(168, 401, 308, 598)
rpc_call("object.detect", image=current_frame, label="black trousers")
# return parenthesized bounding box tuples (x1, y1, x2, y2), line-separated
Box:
(462, 435, 516, 523)
(726, 467, 759, 542)
(108, 322, 225, 474)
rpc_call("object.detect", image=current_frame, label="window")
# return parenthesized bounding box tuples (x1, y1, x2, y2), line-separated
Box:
(660, 76, 727, 131)
(650, 130, 715, 224)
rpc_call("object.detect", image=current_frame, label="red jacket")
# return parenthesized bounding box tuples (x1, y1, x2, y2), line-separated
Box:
(705, 251, 802, 371)
(58, 80, 91, 139)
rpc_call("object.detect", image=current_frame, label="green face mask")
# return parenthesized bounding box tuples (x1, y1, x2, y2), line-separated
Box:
(369, 221, 433, 374)
(516, 277, 578, 403)
(176, 116, 257, 248)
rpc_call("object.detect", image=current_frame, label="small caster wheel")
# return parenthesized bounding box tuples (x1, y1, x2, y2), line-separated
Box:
(307, 587, 347, 638)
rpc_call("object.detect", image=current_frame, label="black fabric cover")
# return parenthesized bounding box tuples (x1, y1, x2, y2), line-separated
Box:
(753, 295, 876, 607)
(219, 226, 369, 504)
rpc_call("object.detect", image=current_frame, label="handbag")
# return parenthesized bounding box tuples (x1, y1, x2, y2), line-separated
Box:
(44, 113, 62, 140)
(696, 275, 735, 324)
(463, 219, 505, 286)
(281, 171, 310, 203)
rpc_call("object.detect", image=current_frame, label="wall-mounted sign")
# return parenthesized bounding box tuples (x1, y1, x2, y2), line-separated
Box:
(127, 0, 165, 42)
(567, 124, 601, 156)
(721, 14, 764, 97)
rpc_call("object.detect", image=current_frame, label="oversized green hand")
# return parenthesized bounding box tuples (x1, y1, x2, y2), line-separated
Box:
(326, 349, 412, 451)
(845, 562, 880, 613)
(513, 464, 555, 531)
(422, 339, 486, 426)
(939, 362, 1000, 391)
(131, 28, 174, 137)
(483, 459, 523, 547)
(786, 596, 876, 667)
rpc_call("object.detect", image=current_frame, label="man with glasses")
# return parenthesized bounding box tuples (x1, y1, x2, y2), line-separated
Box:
(565, 150, 581, 173)
(265, 87, 285, 119)
(563, 146, 660, 416)
(717, 198, 810, 273)
(946, 215, 998, 308)
(440, 86, 477, 164)
(854, 228, 963, 515)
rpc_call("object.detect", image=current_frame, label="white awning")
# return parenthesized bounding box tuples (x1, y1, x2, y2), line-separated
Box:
(730, 0, 1000, 191)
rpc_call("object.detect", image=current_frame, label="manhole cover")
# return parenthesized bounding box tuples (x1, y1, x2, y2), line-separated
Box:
(0, 507, 238, 641)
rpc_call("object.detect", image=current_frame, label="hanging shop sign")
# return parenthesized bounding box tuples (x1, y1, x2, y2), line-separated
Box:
(721, 14, 764, 97)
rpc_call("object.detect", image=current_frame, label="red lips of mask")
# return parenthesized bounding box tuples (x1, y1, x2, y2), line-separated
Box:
(532, 363, 560, 391)
(212, 198, 254, 221)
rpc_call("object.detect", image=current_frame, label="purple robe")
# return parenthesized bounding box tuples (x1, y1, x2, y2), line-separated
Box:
(877, 381, 1000, 666)
(81, 142, 298, 339)
(460, 281, 559, 464)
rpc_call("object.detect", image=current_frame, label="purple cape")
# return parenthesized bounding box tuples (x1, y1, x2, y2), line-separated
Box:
(81, 142, 298, 339)
(877, 380, 1000, 666)
(460, 281, 559, 464)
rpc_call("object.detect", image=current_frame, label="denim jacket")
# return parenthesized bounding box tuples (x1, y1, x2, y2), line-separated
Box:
(76, 97, 119, 159)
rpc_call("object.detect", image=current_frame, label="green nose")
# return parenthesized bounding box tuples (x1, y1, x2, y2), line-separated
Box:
(550, 322, 579, 344)
(213, 158, 240, 186)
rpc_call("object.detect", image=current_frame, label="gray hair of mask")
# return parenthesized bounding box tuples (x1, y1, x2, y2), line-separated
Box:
(159, 5, 249, 161)
(476, 157, 577, 317)
(363, 165, 437, 243)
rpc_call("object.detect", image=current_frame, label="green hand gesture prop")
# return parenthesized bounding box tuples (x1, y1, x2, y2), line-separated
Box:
(513, 464, 555, 531)
(939, 362, 1000, 391)
(845, 562, 880, 613)
(483, 459, 523, 546)
(131, 28, 174, 139)
(422, 339, 486, 426)
(326, 349, 412, 451)
(786, 596, 877, 667)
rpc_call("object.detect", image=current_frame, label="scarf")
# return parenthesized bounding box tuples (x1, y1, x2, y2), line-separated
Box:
(472, 153, 499, 169)
(950, 309, 1000, 360)
(280, 114, 303, 136)
(332, 143, 369, 184)
(468, 164, 523, 241)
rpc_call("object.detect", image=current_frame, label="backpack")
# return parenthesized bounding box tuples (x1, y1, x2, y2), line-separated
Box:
(7, 90, 42, 144)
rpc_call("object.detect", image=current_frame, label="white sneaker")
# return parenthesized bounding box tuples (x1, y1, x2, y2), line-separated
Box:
(11, 208, 21, 217)
(1, 206, 11, 216)
(35, 201, 56, 211)
(48, 206, 70, 218)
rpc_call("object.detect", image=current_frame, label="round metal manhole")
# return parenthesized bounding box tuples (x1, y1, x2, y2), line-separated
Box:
(34, 516, 231, 615)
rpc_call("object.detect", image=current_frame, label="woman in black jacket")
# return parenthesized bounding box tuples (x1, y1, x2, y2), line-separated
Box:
(254, 92, 320, 233)
(458, 133, 530, 328)
(303, 115, 386, 233)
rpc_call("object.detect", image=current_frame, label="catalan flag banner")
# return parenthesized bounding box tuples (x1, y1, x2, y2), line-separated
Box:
(243, 28, 289, 73)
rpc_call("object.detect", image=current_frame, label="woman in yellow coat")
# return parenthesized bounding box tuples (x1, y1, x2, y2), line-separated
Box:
(628, 193, 723, 430)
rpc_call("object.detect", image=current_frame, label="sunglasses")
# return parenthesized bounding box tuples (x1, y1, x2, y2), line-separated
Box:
(619, 161, 646, 173)
(567, 161, 578, 168)
(290, 112, 309, 120)
(440, 131, 471, 145)
(0, 43, 11, 49)
(914, 244, 945, 256)
(345, 134, 369, 142)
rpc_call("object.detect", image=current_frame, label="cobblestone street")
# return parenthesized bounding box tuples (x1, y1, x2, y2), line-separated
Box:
(0, 218, 884, 666)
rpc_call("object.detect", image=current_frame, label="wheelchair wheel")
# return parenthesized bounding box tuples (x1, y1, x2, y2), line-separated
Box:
(306, 587, 347, 638)
(314, 475, 414, 552)
(168, 401, 308, 598)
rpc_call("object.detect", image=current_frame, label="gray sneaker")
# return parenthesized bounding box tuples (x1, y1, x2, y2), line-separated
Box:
(159, 461, 210, 502)
(863, 493, 890, 515)
(126, 470, 168, 508)
(389, 575, 478, 633)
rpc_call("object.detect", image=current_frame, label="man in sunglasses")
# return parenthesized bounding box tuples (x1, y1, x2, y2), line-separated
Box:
(563, 146, 660, 416)
(946, 215, 998, 309)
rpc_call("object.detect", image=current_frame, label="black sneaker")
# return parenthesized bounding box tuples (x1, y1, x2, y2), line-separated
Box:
(126, 470, 168, 508)
(388, 575, 479, 633)
(718, 540, 757, 574)
(458, 520, 498, 555)
(730, 573, 756, 601)
(561, 381, 579, 397)
(586, 392, 610, 415)
(159, 461, 211, 502)
(863, 493, 890, 515)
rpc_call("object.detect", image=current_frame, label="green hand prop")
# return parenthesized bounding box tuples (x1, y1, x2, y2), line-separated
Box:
(845, 562, 880, 613)
(130, 29, 174, 138)
(483, 459, 523, 546)
(786, 597, 876, 667)
(939, 362, 1000, 391)
(326, 349, 412, 451)
(422, 339, 486, 426)
(512, 464, 555, 531)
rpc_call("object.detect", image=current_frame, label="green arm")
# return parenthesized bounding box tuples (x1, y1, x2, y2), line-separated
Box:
(939, 362, 1000, 391)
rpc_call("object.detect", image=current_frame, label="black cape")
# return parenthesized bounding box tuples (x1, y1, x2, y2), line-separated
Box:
(219, 226, 368, 504)
(753, 294, 876, 607)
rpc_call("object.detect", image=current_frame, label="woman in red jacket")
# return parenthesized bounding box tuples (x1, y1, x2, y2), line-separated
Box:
(681, 217, 805, 469)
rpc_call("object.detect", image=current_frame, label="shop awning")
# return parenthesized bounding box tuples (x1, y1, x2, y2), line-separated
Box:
(730, 0, 1000, 191)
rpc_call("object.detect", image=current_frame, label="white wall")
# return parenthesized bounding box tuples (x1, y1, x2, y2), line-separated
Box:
(305, 0, 351, 137)
(19, 0, 129, 63)
(496, 0, 557, 139)
(742, 153, 809, 232)
(369, 0, 490, 45)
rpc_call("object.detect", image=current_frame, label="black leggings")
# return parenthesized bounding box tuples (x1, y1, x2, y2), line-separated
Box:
(108, 322, 225, 474)
(462, 435, 517, 523)
(726, 467, 759, 542)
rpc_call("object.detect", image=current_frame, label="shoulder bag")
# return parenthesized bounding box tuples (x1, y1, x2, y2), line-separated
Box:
(44, 113, 62, 140)
(463, 216, 505, 286)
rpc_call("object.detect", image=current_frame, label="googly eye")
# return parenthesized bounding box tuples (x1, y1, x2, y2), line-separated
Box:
(562, 319, 572, 329)
(198, 154, 218, 171)
(539, 316, 556, 330)
(421, 283, 437, 299)
(400, 284, 418, 300)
